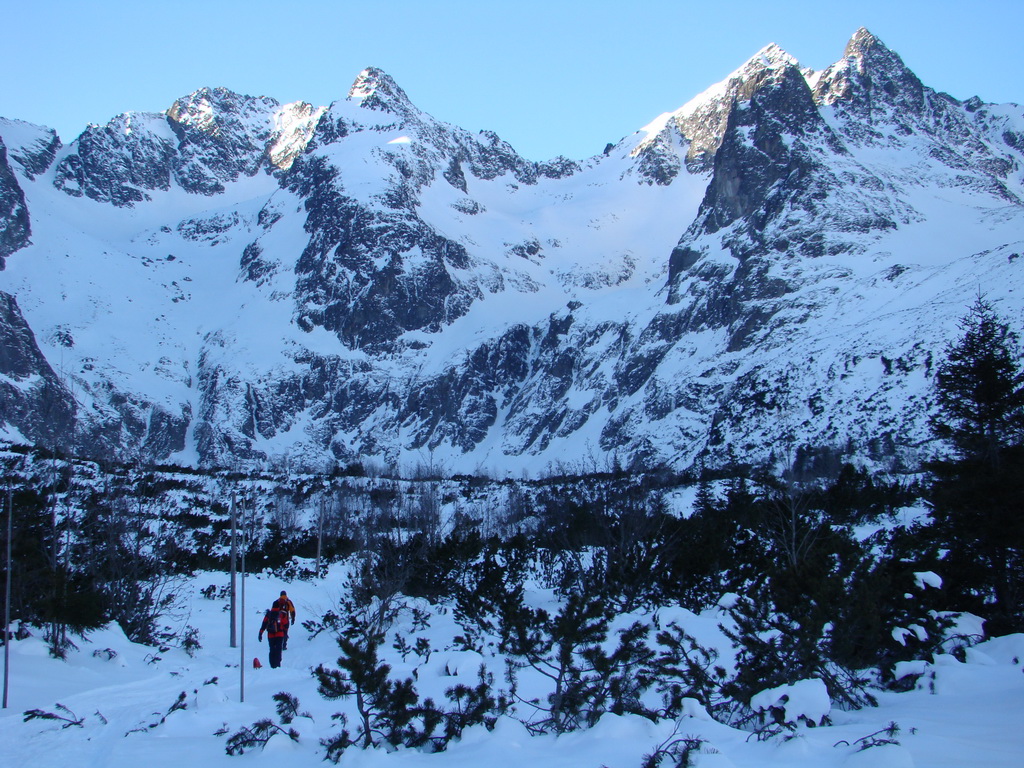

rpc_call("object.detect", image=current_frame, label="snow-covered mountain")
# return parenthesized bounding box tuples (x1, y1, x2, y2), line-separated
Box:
(1, 28, 1022, 474)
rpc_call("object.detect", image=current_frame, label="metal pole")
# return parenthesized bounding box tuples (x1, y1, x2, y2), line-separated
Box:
(240, 498, 246, 704)
(229, 493, 237, 648)
(3, 485, 12, 709)
(315, 496, 324, 575)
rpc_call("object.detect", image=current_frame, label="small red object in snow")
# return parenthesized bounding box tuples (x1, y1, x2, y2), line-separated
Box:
(253, 657, 262, 669)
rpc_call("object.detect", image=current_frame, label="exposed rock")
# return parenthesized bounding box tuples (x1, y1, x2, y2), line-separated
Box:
(0, 291, 75, 447)
(53, 112, 178, 205)
(0, 136, 31, 266)
(52, 88, 322, 206)
(0, 118, 61, 179)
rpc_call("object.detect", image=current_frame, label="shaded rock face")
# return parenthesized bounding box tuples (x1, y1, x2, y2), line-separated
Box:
(0, 121, 61, 180)
(698, 58, 835, 239)
(268, 67, 581, 353)
(630, 44, 820, 181)
(663, 30, 1022, 355)
(664, 45, 897, 351)
(0, 137, 31, 266)
(53, 113, 179, 205)
(74, 383, 191, 467)
(0, 292, 75, 447)
(166, 87, 280, 195)
(284, 156, 475, 351)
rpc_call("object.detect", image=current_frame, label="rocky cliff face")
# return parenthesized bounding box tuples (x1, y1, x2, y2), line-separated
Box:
(0, 135, 31, 266)
(654, 30, 1024, 467)
(276, 67, 580, 352)
(51, 88, 324, 205)
(0, 291, 76, 448)
(1, 30, 1023, 474)
(0, 119, 60, 181)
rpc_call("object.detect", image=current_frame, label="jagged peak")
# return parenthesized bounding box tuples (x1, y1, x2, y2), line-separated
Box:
(844, 27, 884, 59)
(166, 87, 281, 135)
(813, 28, 926, 111)
(660, 43, 801, 124)
(748, 42, 800, 72)
(0, 117, 61, 180)
(88, 110, 171, 137)
(715, 43, 804, 103)
(840, 27, 915, 78)
(729, 43, 809, 104)
(348, 67, 416, 114)
(175, 85, 242, 104)
(628, 41, 806, 171)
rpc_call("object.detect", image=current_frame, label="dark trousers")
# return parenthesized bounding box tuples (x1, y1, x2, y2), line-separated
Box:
(268, 635, 284, 668)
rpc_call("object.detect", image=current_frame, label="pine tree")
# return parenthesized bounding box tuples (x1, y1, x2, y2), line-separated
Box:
(928, 297, 1024, 633)
(931, 296, 1024, 462)
(314, 628, 439, 756)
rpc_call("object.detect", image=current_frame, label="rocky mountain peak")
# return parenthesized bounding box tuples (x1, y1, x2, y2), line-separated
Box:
(166, 86, 280, 139)
(750, 42, 799, 71)
(348, 67, 417, 117)
(0, 118, 61, 181)
(842, 27, 921, 87)
(843, 27, 887, 63)
(813, 28, 926, 118)
(630, 41, 807, 179)
(730, 43, 804, 102)
(679, 50, 829, 244)
(52, 111, 177, 205)
(50, 85, 307, 205)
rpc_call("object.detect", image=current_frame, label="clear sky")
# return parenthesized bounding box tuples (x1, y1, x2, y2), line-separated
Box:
(3, 0, 1022, 161)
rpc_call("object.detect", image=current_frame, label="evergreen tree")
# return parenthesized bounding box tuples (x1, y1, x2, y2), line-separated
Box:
(314, 625, 440, 757)
(2, 479, 105, 656)
(928, 297, 1024, 633)
(931, 296, 1024, 461)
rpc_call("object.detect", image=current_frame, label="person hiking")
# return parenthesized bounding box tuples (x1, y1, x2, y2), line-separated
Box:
(275, 590, 296, 649)
(277, 590, 296, 623)
(258, 605, 286, 668)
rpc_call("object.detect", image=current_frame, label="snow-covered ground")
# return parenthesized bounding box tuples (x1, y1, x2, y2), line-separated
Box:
(3, 568, 1023, 768)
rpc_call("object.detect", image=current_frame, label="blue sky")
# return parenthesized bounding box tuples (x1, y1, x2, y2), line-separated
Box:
(3, 0, 1023, 161)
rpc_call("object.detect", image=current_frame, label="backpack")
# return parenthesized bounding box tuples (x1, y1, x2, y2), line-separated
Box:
(265, 609, 281, 634)
(273, 600, 291, 629)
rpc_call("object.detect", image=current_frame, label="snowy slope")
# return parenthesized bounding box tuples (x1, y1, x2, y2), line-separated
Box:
(2, 570, 1023, 768)
(0, 29, 1022, 473)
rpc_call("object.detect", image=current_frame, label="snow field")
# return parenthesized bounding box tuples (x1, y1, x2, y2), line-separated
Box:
(3, 568, 1024, 768)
